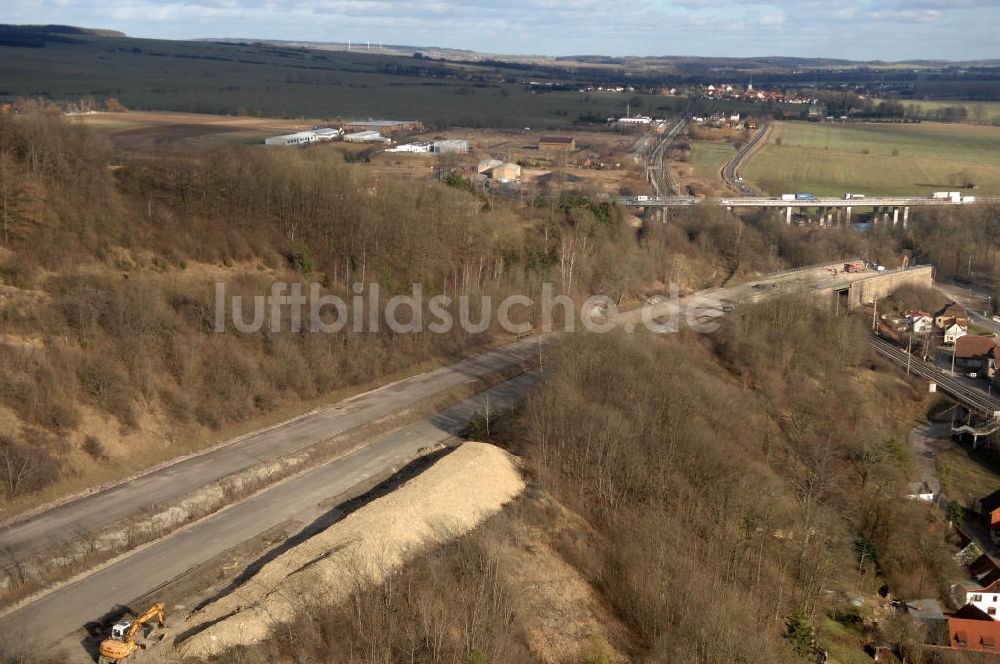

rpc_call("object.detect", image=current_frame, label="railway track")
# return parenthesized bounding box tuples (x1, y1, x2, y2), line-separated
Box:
(869, 334, 1000, 416)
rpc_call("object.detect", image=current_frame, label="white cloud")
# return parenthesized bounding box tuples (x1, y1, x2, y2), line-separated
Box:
(2, 0, 997, 59)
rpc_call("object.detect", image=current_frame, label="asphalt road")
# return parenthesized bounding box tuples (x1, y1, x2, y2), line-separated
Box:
(0, 339, 541, 555)
(722, 121, 769, 195)
(0, 373, 539, 652)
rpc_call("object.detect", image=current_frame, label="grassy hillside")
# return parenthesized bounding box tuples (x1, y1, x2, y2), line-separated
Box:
(0, 30, 681, 128)
(744, 121, 1000, 197)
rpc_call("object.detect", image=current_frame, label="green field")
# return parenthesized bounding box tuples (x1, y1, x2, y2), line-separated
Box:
(687, 140, 735, 181)
(906, 99, 1000, 123)
(744, 121, 1000, 197)
(0, 32, 685, 129)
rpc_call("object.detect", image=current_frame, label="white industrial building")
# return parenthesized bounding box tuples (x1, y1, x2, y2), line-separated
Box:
(344, 130, 390, 143)
(264, 131, 319, 146)
(432, 139, 469, 154)
(616, 116, 652, 126)
(264, 127, 340, 146)
(385, 141, 433, 153)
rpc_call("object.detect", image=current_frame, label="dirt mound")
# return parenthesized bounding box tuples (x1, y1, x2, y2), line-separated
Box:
(178, 442, 525, 658)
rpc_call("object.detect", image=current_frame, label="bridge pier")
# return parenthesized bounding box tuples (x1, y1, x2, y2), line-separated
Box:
(903, 206, 909, 228)
(785, 206, 793, 225)
(893, 207, 900, 225)
(846, 206, 852, 224)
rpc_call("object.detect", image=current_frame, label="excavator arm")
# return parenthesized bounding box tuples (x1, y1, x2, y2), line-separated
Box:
(125, 603, 165, 642)
(99, 603, 166, 662)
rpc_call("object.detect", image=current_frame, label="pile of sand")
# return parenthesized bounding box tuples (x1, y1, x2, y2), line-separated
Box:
(178, 442, 525, 658)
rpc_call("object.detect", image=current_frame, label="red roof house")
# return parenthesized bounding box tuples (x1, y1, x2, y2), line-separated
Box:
(948, 604, 1000, 652)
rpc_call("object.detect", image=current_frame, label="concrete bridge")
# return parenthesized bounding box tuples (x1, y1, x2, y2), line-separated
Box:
(816, 265, 934, 311)
(620, 195, 1000, 227)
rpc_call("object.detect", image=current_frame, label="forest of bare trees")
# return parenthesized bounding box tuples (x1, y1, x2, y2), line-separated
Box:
(1, 105, 994, 663)
(199, 298, 960, 664)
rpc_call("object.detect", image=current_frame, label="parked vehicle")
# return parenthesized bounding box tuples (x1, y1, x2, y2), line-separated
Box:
(843, 261, 865, 273)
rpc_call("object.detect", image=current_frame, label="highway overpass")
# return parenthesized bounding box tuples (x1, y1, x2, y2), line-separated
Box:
(620, 195, 1000, 226)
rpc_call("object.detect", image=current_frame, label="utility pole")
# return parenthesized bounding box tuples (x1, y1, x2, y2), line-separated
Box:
(907, 333, 913, 375)
(872, 298, 878, 332)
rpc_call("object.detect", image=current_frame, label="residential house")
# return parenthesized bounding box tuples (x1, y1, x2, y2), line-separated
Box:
(966, 588, 1000, 618)
(948, 603, 1000, 651)
(960, 554, 1000, 617)
(885, 315, 910, 334)
(981, 491, 1000, 544)
(935, 301, 969, 330)
(902, 311, 934, 334)
(944, 322, 968, 345)
(953, 335, 999, 377)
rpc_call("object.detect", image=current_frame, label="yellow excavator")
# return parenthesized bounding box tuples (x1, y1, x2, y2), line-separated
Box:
(98, 603, 165, 663)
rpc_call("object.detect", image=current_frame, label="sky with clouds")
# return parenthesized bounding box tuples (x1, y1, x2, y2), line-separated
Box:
(3, 0, 997, 61)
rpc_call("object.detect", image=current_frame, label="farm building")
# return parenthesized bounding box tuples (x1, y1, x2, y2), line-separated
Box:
(264, 131, 319, 146)
(264, 127, 339, 146)
(342, 119, 423, 134)
(343, 130, 390, 143)
(385, 142, 432, 153)
(432, 139, 469, 154)
(478, 158, 503, 174)
(538, 136, 575, 152)
(489, 162, 522, 183)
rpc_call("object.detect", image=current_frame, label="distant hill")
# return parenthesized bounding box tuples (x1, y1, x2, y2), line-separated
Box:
(0, 25, 998, 123)
(0, 24, 124, 47)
